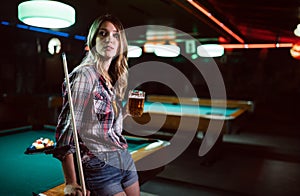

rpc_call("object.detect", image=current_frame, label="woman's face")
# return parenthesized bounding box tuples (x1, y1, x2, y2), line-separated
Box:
(95, 21, 120, 59)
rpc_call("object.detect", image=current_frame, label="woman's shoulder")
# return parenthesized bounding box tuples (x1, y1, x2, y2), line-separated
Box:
(72, 64, 98, 78)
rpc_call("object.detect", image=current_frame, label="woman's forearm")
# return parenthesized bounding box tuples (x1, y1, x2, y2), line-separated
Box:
(62, 153, 85, 195)
(62, 153, 78, 185)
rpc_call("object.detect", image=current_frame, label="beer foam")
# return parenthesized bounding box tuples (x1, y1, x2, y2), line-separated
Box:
(129, 94, 144, 99)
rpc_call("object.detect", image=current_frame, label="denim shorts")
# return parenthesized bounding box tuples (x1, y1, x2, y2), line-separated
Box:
(83, 149, 139, 196)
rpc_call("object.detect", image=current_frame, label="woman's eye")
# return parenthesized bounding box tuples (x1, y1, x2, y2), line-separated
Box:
(113, 33, 120, 39)
(98, 31, 107, 37)
(98, 30, 119, 40)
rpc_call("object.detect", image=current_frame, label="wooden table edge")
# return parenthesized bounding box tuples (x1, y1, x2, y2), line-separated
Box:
(42, 139, 170, 195)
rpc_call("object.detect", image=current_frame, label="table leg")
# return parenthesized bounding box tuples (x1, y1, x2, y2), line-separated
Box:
(199, 132, 223, 166)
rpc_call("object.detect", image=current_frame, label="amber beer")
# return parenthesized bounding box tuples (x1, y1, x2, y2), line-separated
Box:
(128, 90, 145, 117)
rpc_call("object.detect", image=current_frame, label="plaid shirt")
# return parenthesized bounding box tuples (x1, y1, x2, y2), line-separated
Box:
(53, 64, 128, 161)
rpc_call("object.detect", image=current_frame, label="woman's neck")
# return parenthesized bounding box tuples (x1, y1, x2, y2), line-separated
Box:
(101, 58, 112, 72)
(96, 57, 113, 86)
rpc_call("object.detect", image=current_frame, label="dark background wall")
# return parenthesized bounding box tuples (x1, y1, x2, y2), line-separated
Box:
(1, 24, 299, 133)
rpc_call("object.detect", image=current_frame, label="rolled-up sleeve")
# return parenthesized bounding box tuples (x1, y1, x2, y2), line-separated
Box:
(52, 67, 93, 161)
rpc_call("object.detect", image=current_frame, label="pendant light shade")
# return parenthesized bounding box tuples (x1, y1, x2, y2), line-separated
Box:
(18, 0, 75, 28)
(294, 24, 300, 37)
(154, 44, 180, 57)
(48, 37, 61, 55)
(197, 44, 224, 57)
(128, 45, 142, 58)
(290, 43, 300, 60)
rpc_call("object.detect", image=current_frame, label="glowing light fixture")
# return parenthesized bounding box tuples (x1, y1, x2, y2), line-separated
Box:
(290, 43, 300, 59)
(128, 45, 142, 58)
(154, 44, 180, 57)
(18, 0, 75, 28)
(221, 43, 293, 49)
(294, 24, 300, 37)
(48, 37, 61, 55)
(144, 43, 156, 53)
(197, 44, 224, 57)
(144, 41, 165, 53)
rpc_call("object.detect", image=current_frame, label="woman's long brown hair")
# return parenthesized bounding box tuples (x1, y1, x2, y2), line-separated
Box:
(82, 14, 128, 99)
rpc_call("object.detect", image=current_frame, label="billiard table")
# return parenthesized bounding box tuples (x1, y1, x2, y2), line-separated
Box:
(125, 95, 254, 134)
(123, 95, 254, 165)
(0, 125, 169, 196)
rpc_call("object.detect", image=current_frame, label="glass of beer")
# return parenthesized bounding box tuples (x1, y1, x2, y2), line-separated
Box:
(127, 90, 145, 117)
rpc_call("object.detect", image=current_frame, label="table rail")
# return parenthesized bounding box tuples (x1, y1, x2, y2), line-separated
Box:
(147, 95, 254, 112)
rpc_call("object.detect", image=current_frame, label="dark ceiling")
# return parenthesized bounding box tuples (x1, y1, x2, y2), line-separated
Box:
(1, 0, 300, 45)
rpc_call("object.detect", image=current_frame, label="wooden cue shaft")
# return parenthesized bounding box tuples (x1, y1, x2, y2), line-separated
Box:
(62, 53, 87, 195)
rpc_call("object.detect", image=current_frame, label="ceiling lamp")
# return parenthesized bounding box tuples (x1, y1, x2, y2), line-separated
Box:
(128, 45, 142, 58)
(154, 44, 180, 57)
(18, 0, 75, 28)
(48, 37, 61, 55)
(294, 24, 300, 37)
(144, 41, 165, 53)
(144, 43, 156, 53)
(197, 44, 224, 57)
(290, 43, 300, 60)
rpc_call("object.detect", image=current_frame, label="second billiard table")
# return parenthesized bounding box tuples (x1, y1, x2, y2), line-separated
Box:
(125, 95, 254, 134)
(123, 95, 254, 165)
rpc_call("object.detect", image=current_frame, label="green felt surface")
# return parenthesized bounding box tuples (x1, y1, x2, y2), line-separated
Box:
(143, 101, 239, 116)
(0, 126, 156, 195)
(126, 137, 156, 152)
(0, 128, 63, 196)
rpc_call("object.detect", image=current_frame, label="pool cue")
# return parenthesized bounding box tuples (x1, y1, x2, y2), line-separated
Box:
(62, 52, 87, 196)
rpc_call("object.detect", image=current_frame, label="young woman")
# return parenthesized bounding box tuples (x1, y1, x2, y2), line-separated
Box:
(52, 14, 140, 196)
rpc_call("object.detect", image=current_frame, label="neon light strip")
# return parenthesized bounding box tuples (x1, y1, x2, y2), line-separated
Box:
(1, 21, 10, 26)
(2, 21, 87, 40)
(15, 23, 70, 37)
(186, 0, 245, 43)
(29, 26, 69, 37)
(74, 35, 87, 41)
(221, 43, 293, 49)
(16, 24, 29, 29)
